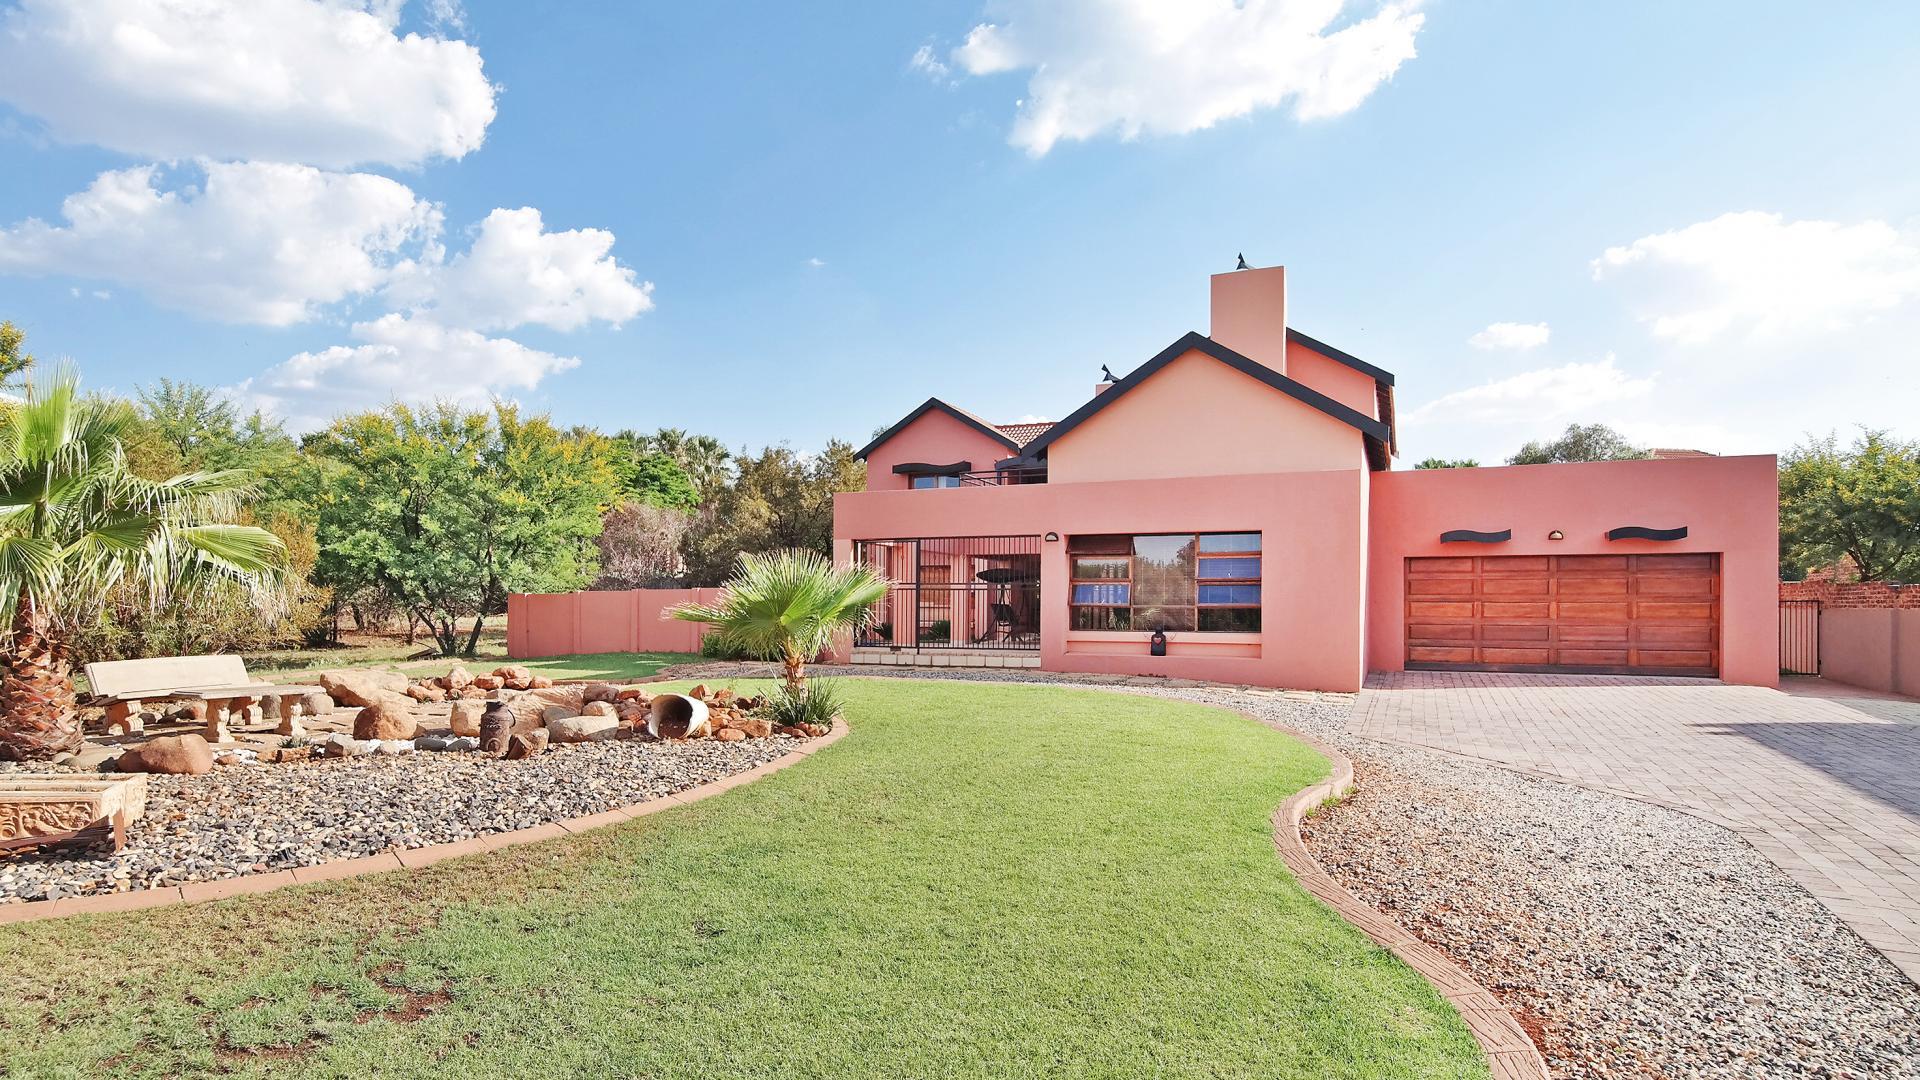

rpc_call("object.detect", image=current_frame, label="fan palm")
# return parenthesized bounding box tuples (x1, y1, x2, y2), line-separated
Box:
(672, 549, 890, 694)
(0, 368, 289, 760)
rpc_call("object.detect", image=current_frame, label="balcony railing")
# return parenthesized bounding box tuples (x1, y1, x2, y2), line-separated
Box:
(852, 535, 1042, 650)
(955, 467, 1046, 487)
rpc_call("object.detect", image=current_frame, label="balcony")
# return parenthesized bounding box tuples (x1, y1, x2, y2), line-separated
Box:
(900, 465, 1047, 489)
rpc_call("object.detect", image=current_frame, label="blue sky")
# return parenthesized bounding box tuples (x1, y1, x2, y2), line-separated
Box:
(1, 0, 1916, 464)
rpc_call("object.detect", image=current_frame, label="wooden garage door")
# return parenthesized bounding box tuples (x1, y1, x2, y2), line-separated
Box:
(1405, 554, 1720, 676)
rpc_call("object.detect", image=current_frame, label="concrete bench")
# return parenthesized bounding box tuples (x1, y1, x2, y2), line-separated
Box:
(0, 773, 148, 854)
(83, 656, 325, 742)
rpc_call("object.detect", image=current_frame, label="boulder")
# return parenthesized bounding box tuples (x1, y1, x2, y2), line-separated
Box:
(503, 729, 549, 760)
(712, 689, 736, 705)
(580, 701, 617, 718)
(449, 699, 486, 737)
(529, 675, 554, 689)
(729, 715, 773, 739)
(459, 686, 489, 700)
(541, 705, 578, 726)
(546, 715, 620, 743)
(493, 665, 533, 690)
(582, 682, 620, 704)
(319, 669, 409, 708)
(615, 686, 651, 701)
(353, 695, 419, 742)
(120, 733, 215, 775)
(404, 682, 446, 703)
(689, 684, 710, 700)
(614, 701, 648, 728)
(374, 739, 415, 755)
(416, 735, 454, 751)
(298, 691, 334, 716)
(322, 733, 379, 758)
(442, 665, 475, 692)
(507, 686, 584, 729)
(471, 674, 505, 691)
(714, 728, 747, 742)
(776, 725, 810, 739)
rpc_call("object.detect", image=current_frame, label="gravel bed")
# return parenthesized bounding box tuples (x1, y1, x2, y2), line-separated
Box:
(681, 666, 1920, 1079)
(0, 737, 789, 903)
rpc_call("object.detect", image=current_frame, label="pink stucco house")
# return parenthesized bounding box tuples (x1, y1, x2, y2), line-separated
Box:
(832, 266, 1779, 692)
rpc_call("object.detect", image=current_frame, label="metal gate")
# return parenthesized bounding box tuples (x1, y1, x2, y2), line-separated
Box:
(1780, 599, 1820, 675)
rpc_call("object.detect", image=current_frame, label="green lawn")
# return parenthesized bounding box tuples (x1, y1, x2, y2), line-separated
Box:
(251, 649, 694, 685)
(0, 679, 1485, 1079)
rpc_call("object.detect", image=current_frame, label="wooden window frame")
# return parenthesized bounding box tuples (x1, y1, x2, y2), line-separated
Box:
(1068, 533, 1261, 633)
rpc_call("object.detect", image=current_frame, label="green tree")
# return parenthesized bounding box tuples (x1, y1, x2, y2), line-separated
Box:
(1779, 430, 1920, 582)
(672, 549, 890, 693)
(303, 402, 619, 657)
(126, 380, 298, 502)
(1507, 423, 1651, 465)
(0, 321, 34, 383)
(0, 368, 287, 760)
(680, 440, 864, 585)
(1414, 457, 1479, 469)
(624, 427, 733, 498)
(614, 450, 699, 511)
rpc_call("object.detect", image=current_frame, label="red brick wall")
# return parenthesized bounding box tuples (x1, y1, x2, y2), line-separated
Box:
(1780, 579, 1920, 608)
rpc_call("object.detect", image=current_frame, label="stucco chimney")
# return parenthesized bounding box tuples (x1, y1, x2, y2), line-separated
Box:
(1209, 265, 1287, 375)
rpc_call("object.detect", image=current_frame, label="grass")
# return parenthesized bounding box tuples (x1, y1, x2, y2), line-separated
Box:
(0, 679, 1486, 1078)
(237, 625, 694, 685)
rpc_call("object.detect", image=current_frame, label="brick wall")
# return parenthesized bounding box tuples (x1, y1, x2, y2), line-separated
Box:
(1780, 580, 1920, 609)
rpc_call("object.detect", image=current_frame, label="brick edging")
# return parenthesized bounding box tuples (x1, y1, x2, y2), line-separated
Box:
(1258, 718, 1552, 1080)
(0, 721, 849, 926)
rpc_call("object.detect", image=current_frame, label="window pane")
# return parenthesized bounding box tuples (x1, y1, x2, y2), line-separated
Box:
(1072, 606, 1131, 631)
(1072, 583, 1129, 605)
(1198, 584, 1260, 605)
(1131, 604, 1195, 632)
(1198, 532, 1261, 553)
(1198, 607, 1261, 632)
(911, 475, 960, 489)
(1068, 533, 1131, 555)
(1073, 557, 1129, 580)
(1131, 534, 1195, 609)
(1197, 557, 1260, 580)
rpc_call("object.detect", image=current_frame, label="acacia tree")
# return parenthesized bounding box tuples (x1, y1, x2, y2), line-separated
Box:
(1507, 423, 1650, 465)
(304, 402, 618, 656)
(680, 441, 863, 585)
(1780, 430, 1920, 582)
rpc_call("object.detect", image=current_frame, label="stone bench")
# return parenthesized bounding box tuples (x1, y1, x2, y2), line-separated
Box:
(0, 773, 149, 854)
(84, 655, 324, 742)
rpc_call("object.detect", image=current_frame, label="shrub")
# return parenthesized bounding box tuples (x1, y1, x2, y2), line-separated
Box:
(767, 679, 842, 731)
(919, 619, 951, 643)
(700, 632, 754, 660)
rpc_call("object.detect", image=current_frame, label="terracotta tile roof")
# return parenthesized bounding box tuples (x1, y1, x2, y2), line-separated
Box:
(995, 421, 1055, 447)
(1649, 448, 1716, 459)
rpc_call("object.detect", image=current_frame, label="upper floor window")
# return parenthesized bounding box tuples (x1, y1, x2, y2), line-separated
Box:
(1068, 532, 1261, 632)
(911, 474, 963, 489)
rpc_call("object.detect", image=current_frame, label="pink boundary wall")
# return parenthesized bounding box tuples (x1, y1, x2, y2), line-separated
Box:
(507, 589, 719, 657)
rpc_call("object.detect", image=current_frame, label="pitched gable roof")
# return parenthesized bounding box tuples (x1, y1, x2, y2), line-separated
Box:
(854, 397, 1023, 460)
(995, 421, 1054, 446)
(1285, 328, 1394, 386)
(1015, 332, 1392, 468)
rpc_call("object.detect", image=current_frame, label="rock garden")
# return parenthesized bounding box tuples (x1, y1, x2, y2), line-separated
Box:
(0, 667, 827, 904)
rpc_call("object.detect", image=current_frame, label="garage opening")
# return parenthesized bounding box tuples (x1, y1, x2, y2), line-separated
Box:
(1405, 554, 1720, 677)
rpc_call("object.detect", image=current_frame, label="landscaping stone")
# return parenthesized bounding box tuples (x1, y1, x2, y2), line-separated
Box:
(318, 669, 408, 708)
(727, 715, 772, 739)
(493, 665, 533, 691)
(541, 705, 578, 725)
(503, 729, 548, 760)
(298, 692, 334, 717)
(374, 739, 415, 755)
(581, 682, 619, 704)
(528, 675, 554, 689)
(322, 733, 379, 758)
(118, 734, 213, 776)
(471, 675, 504, 691)
(352, 696, 418, 742)
(546, 715, 619, 744)
(441, 666, 474, 692)
(714, 728, 746, 742)
(404, 683, 446, 703)
(448, 700, 485, 737)
(580, 701, 617, 718)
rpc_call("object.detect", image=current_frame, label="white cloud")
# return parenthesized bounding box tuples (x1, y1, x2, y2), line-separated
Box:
(1467, 321, 1550, 350)
(0, 0, 497, 168)
(234, 313, 579, 430)
(944, 0, 1424, 156)
(0, 161, 439, 325)
(909, 44, 951, 81)
(1407, 355, 1655, 426)
(384, 207, 653, 332)
(1592, 210, 1920, 345)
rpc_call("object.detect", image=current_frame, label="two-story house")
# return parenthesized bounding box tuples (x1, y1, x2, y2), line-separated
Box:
(833, 266, 1778, 691)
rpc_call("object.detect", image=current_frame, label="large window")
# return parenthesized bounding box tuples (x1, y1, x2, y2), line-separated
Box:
(1069, 532, 1261, 632)
(911, 474, 962, 489)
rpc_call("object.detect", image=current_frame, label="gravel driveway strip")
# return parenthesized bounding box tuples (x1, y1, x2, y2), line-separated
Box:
(667, 665, 1920, 1080)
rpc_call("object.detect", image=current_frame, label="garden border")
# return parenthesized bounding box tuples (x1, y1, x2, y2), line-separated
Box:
(1261, 718, 1550, 1080)
(0, 721, 848, 926)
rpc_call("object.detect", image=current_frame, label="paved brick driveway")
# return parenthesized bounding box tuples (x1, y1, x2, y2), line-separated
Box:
(1351, 671, 1920, 983)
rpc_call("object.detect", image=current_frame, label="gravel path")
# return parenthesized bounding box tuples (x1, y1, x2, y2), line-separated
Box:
(0, 737, 789, 903)
(672, 664, 1920, 1079)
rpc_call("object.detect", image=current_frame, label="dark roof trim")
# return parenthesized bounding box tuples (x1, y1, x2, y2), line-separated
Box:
(1607, 525, 1689, 542)
(892, 461, 971, 476)
(1440, 529, 1512, 544)
(1018, 332, 1392, 462)
(1286, 328, 1394, 387)
(855, 398, 1021, 460)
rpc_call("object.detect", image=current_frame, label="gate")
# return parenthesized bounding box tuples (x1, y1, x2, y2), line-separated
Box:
(1780, 599, 1820, 675)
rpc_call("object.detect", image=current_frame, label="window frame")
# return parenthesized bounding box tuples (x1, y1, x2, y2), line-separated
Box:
(1067, 532, 1261, 634)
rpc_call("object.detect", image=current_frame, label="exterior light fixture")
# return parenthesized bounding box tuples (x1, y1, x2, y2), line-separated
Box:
(1150, 629, 1168, 657)
(1547, 530, 1565, 541)
(1044, 531, 1060, 542)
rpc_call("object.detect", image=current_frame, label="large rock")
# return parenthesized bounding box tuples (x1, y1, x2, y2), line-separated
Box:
(120, 733, 214, 775)
(580, 701, 617, 718)
(728, 715, 773, 739)
(529, 675, 555, 689)
(508, 686, 585, 729)
(441, 665, 474, 692)
(471, 674, 505, 691)
(503, 729, 549, 760)
(546, 715, 620, 743)
(298, 691, 334, 717)
(581, 682, 620, 704)
(714, 728, 747, 742)
(449, 699, 486, 737)
(319, 669, 409, 708)
(404, 682, 447, 703)
(353, 695, 419, 742)
(493, 665, 533, 691)
(541, 705, 578, 726)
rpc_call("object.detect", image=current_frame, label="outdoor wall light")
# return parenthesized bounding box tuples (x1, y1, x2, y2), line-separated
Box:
(1547, 530, 1565, 541)
(1044, 531, 1060, 542)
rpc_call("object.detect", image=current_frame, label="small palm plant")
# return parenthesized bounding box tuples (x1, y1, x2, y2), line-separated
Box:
(672, 549, 890, 695)
(0, 368, 289, 760)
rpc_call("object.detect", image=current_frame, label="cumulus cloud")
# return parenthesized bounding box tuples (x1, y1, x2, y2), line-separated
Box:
(0, 0, 497, 168)
(909, 44, 952, 81)
(1467, 321, 1550, 350)
(943, 0, 1424, 156)
(1406, 355, 1655, 426)
(0, 161, 439, 325)
(233, 313, 579, 430)
(384, 207, 653, 332)
(1592, 210, 1920, 345)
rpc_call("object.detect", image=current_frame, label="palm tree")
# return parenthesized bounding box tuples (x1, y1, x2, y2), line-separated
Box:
(671, 549, 889, 695)
(0, 368, 288, 760)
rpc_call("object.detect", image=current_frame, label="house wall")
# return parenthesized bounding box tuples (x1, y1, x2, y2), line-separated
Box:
(862, 408, 1018, 491)
(1366, 454, 1780, 686)
(834, 469, 1371, 691)
(1043, 350, 1367, 483)
(507, 588, 720, 657)
(1285, 339, 1381, 418)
